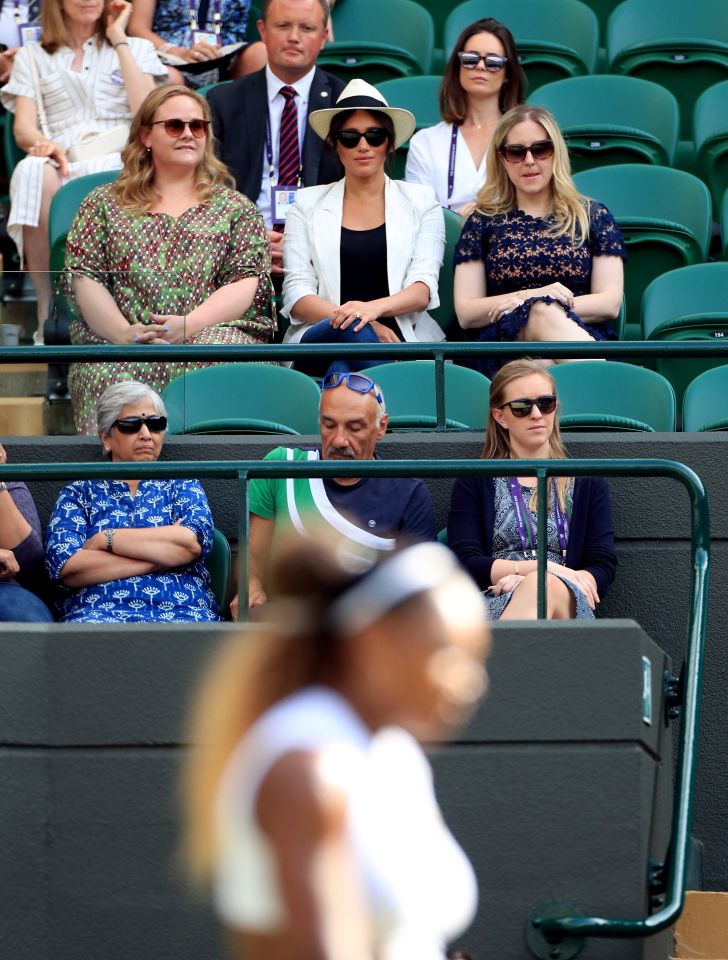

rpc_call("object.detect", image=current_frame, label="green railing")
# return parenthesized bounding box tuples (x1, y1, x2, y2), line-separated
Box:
(0, 454, 709, 956)
(5, 339, 728, 431)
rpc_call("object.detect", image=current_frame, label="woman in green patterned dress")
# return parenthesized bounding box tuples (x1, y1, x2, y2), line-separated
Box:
(64, 83, 273, 434)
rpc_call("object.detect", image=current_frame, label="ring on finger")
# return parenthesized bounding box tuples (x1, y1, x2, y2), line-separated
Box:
(355, 311, 360, 320)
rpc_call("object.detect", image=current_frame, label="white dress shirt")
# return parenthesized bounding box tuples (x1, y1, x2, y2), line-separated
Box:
(405, 121, 488, 212)
(255, 64, 316, 229)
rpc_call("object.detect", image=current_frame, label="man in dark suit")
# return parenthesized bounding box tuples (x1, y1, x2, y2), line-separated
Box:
(209, 0, 345, 275)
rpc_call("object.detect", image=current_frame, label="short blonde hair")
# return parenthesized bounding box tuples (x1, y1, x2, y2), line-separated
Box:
(112, 86, 235, 215)
(476, 105, 591, 244)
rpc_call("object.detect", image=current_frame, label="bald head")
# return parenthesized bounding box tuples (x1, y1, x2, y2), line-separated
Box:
(319, 381, 388, 473)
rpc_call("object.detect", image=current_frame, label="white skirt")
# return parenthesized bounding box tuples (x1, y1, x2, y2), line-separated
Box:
(7, 151, 124, 263)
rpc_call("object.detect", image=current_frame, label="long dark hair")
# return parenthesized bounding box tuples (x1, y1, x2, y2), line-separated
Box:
(440, 18, 526, 124)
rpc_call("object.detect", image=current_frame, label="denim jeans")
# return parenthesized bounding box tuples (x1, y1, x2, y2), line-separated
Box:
(298, 317, 387, 378)
(0, 581, 54, 622)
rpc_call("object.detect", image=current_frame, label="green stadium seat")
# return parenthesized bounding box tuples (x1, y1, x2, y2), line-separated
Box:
(162, 363, 322, 435)
(529, 75, 679, 171)
(579, 0, 621, 46)
(445, 0, 599, 93)
(197, 80, 232, 98)
(430, 208, 464, 336)
(573, 164, 712, 341)
(642, 262, 728, 408)
(205, 528, 232, 613)
(694, 80, 728, 212)
(361, 360, 490, 430)
(607, 0, 728, 139)
(683, 365, 728, 432)
(319, 0, 434, 84)
(551, 361, 676, 431)
(377, 75, 442, 178)
(4, 109, 25, 178)
(409, 0, 451, 71)
(49, 171, 120, 274)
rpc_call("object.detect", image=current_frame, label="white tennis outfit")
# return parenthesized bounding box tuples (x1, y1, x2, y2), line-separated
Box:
(0, 38, 167, 260)
(215, 686, 478, 960)
(405, 121, 488, 212)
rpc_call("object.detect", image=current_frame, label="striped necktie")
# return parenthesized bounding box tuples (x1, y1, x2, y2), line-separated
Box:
(277, 85, 300, 187)
(28, 0, 41, 21)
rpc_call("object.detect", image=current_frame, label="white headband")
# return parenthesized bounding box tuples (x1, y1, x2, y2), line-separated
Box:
(326, 542, 461, 636)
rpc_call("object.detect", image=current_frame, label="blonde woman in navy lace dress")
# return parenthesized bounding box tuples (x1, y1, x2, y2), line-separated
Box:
(454, 105, 626, 377)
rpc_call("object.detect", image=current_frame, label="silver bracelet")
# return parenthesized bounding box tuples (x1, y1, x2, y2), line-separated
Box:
(158, 41, 174, 53)
(105, 529, 115, 553)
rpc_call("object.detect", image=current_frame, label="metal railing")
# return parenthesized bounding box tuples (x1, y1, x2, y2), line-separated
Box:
(0, 453, 709, 956)
(4, 339, 728, 431)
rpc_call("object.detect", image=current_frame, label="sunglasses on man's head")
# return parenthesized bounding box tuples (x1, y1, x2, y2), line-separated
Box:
(335, 128, 388, 149)
(111, 415, 168, 434)
(322, 372, 383, 405)
(500, 139, 554, 163)
(148, 118, 210, 138)
(498, 396, 557, 417)
(458, 51, 508, 72)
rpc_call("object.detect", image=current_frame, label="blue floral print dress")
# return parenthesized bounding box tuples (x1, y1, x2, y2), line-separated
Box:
(45, 478, 222, 623)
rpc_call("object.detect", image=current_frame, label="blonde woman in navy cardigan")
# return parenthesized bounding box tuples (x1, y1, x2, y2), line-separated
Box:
(448, 359, 616, 619)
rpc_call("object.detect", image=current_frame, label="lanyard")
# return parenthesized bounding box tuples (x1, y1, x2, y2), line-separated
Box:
(447, 123, 458, 209)
(507, 477, 570, 559)
(265, 110, 303, 187)
(189, 0, 221, 34)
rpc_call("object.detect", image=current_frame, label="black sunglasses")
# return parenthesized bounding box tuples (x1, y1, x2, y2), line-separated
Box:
(458, 51, 508, 72)
(111, 415, 168, 434)
(335, 127, 389, 149)
(500, 139, 554, 163)
(322, 372, 383, 405)
(498, 396, 557, 417)
(148, 118, 210, 138)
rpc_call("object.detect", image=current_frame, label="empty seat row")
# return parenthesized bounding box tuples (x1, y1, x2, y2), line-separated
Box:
(159, 359, 728, 437)
(327, 0, 728, 138)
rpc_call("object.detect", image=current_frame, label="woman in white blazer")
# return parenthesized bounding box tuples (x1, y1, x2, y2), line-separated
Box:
(281, 79, 446, 376)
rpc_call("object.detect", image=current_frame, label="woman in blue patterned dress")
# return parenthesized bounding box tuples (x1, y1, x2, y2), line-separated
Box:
(448, 359, 617, 620)
(454, 105, 626, 378)
(128, 0, 266, 88)
(45, 381, 222, 623)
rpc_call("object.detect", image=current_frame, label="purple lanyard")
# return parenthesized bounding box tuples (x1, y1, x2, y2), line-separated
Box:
(189, 0, 221, 33)
(447, 124, 458, 209)
(507, 477, 570, 559)
(264, 114, 275, 180)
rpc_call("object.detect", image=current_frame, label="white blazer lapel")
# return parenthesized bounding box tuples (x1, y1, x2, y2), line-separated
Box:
(311, 179, 345, 304)
(384, 178, 414, 295)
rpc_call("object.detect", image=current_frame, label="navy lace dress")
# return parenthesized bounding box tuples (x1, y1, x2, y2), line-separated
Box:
(453, 201, 627, 377)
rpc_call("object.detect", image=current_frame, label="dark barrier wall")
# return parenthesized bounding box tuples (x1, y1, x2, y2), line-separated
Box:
(0, 620, 673, 960)
(1, 432, 725, 896)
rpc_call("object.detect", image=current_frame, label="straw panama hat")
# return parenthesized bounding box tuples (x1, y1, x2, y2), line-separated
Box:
(308, 78, 417, 149)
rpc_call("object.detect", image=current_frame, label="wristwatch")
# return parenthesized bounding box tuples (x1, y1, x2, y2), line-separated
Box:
(104, 528, 115, 553)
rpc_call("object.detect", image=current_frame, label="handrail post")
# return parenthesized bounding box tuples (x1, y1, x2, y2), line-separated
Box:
(237, 470, 249, 622)
(434, 351, 446, 431)
(537, 469, 548, 620)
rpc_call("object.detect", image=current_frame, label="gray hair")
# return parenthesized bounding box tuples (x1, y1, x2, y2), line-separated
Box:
(96, 380, 167, 436)
(319, 378, 387, 425)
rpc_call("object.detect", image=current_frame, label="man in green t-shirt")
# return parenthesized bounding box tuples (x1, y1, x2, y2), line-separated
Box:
(230, 373, 436, 614)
